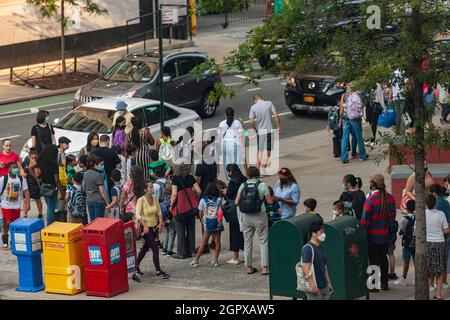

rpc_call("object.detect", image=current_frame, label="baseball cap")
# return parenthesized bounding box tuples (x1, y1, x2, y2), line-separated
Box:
(116, 100, 128, 110)
(58, 136, 71, 145)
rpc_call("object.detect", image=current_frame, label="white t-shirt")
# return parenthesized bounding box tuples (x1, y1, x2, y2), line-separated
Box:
(426, 209, 449, 243)
(218, 119, 243, 142)
(0, 175, 28, 210)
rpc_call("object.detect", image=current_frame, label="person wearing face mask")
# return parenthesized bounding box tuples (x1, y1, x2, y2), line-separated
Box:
(82, 156, 110, 222)
(135, 181, 170, 280)
(79, 132, 99, 157)
(273, 167, 300, 219)
(338, 192, 356, 218)
(0, 162, 30, 248)
(401, 161, 435, 213)
(112, 101, 134, 135)
(301, 221, 333, 300)
(361, 174, 397, 291)
(31, 110, 56, 155)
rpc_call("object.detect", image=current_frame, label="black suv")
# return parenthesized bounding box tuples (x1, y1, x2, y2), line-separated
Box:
(284, 74, 345, 115)
(73, 50, 221, 118)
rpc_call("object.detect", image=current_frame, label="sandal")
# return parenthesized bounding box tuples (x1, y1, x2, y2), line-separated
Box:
(247, 267, 258, 275)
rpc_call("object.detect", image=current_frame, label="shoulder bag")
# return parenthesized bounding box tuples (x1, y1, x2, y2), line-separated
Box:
(296, 244, 317, 293)
(173, 176, 199, 218)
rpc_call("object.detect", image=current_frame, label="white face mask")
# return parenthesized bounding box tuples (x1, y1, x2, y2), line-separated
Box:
(318, 233, 326, 242)
(332, 209, 338, 216)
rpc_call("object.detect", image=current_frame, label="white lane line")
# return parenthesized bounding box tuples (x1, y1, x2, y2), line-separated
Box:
(0, 105, 72, 120)
(225, 77, 284, 87)
(247, 87, 261, 92)
(30, 107, 39, 113)
(0, 135, 21, 140)
(242, 111, 292, 124)
(234, 75, 247, 80)
(224, 82, 246, 87)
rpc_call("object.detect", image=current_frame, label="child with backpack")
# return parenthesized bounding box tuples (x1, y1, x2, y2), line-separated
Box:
(190, 182, 224, 268)
(148, 149, 171, 183)
(266, 186, 281, 229)
(161, 183, 175, 256)
(157, 126, 175, 163)
(23, 147, 43, 219)
(105, 169, 123, 219)
(393, 200, 416, 286)
(66, 172, 87, 224)
(1, 162, 30, 247)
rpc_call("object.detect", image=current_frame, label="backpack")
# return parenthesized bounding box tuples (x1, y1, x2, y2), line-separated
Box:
(1, 175, 23, 197)
(156, 180, 166, 202)
(204, 197, 221, 232)
(67, 189, 87, 219)
(402, 215, 416, 249)
(112, 127, 126, 150)
(159, 138, 174, 161)
(111, 184, 122, 218)
(344, 92, 363, 120)
(238, 181, 263, 214)
(327, 106, 340, 131)
(160, 196, 171, 223)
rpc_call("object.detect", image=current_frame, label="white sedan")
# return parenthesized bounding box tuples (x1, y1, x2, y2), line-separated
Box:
(21, 97, 201, 159)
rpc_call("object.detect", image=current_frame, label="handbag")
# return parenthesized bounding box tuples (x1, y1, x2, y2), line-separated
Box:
(173, 177, 199, 218)
(40, 183, 57, 198)
(222, 195, 237, 223)
(378, 105, 396, 128)
(296, 244, 317, 293)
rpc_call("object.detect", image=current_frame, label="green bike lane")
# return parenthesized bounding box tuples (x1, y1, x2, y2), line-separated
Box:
(0, 93, 74, 115)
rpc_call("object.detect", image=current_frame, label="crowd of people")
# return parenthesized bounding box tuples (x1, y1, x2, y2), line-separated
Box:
(0, 89, 449, 300)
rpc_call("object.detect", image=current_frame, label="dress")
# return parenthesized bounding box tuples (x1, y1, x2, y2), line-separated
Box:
(127, 131, 152, 181)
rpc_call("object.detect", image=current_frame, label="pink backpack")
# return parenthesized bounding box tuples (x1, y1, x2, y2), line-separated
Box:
(344, 92, 363, 120)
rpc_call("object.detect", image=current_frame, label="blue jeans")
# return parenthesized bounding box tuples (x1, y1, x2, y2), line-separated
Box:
(44, 193, 58, 226)
(341, 119, 367, 162)
(350, 126, 357, 154)
(87, 203, 106, 223)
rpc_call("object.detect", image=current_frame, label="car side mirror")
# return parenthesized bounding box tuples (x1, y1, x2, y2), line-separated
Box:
(53, 118, 60, 125)
(163, 75, 172, 83)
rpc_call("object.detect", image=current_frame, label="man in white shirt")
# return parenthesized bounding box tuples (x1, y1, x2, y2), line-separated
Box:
(249, 94, 282, 174)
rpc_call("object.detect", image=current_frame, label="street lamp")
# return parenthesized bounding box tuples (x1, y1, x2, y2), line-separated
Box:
(158, 8, 165, 130)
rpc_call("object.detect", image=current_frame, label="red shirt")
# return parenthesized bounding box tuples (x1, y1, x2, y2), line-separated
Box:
(0, 152, 19, 177)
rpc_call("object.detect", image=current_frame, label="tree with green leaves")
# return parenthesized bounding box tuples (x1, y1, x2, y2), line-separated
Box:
(26, 0, 107, 79)
(203, 0, 449, 299)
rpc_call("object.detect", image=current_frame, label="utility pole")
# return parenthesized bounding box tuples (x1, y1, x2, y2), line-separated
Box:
(158, 8, 165, 130)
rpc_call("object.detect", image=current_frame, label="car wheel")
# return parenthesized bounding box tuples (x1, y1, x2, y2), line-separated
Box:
(197, 92, 218, 118)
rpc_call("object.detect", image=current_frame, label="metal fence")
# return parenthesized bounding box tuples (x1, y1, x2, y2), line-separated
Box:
(196, 0, 267, 30)
(10, 58, 103, 84)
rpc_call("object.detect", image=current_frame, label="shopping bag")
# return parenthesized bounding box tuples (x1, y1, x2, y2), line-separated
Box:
(378, 106, 396, 128)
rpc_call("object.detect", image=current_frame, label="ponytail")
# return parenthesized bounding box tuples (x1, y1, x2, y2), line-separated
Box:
(225, 107, 234, 128)
(356, 177, 362, 189)
(343, 174, 362, 189)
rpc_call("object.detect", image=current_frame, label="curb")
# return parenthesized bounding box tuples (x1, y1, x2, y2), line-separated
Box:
(0, 41, 196, 107)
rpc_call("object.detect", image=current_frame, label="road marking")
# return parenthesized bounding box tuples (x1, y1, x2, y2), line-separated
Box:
(0, 135, 21, 140)
(247, 88, 261, 92)
(224, 82, 246, 87)
(242, 111, 292, 124)
(0, 100, 73, 117)
(30, 107, 39, 113)
(0, 105, 72, 120)
(234, 75, 247, 80)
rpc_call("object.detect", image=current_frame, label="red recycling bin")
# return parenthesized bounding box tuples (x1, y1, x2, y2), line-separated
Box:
(123, 221, 137, 275)
(82, 218, 129, 297)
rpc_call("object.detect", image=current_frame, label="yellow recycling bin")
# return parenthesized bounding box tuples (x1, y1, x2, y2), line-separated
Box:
(42, 222, 85, 295)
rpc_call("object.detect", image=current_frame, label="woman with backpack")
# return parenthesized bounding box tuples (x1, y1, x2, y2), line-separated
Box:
(170, 164, 201, 260)
(217, 107, 244, 178)
(124, 117, 155, 181)
(190, 182, 224, 268)
(235, 166, 272, 275)
(79, 132, 99, 157)
(224, 164, 247, 265)
(339, 83, 368, 164)
(273, 167, 300, 220)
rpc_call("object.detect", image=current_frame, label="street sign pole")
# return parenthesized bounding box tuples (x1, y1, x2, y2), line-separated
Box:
(158, 8, 165, 130)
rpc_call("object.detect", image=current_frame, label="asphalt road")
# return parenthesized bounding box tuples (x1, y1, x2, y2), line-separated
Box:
(0, 75, 327, 152)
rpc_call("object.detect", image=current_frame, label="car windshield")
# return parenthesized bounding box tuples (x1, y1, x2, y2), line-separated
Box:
(102, 60, 157, 82)
(54, 106, 115, 134)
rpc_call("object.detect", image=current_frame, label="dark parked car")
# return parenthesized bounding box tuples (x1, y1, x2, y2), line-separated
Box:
(284, 74, 345, 115)
(73, 50, 221, 118)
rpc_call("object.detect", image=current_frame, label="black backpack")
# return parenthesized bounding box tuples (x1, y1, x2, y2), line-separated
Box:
(238, 181, 263, 214)
(402, 215, 416, 248)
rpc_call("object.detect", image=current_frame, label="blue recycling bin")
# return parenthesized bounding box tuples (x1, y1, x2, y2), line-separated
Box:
(10, 218, 45, 292)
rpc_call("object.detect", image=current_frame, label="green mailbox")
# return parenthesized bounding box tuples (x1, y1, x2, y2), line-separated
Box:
(268, 214, 323, 300)
(323, 216, 369, 300)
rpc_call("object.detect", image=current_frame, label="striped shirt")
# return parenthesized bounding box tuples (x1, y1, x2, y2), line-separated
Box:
(361, 190, 397, 245)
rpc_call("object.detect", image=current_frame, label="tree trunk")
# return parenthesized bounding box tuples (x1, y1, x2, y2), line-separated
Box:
(61, 0, 67, 80)
(411, 6, 428, 301)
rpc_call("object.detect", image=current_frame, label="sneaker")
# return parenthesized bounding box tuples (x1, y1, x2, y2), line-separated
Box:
(360, 155, 369, 161)
(443, 283, 449, 290)
(430, 284, 436, 292)
(2, 235, 8, 248)
(165, 251, 173, 257)
(226, 259, 241, 265)
(161, 248, 168, 255)
(352, 152, 359, 159)
(190, 260, 199, 268)
(136, 267, 144, 276)
(156, 271, 170, 279)
(393, 277, 407, 286)
(211, 261, 219, 267)
(388, 273, 398, 281)
(131, 274, 141, 283)
(342, 160, 349, 164)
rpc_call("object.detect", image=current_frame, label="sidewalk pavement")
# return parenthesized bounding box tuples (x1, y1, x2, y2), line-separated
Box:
(0, 24, 255, 106)
(0, 124, 426, 300)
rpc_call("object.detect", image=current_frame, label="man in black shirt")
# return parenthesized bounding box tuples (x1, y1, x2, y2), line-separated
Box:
(31, 110, 56, 154)
(91, 135, 121, 197)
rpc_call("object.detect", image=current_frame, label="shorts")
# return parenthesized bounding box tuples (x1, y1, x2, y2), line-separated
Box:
(2, 208, 21, 224)
(388, 243, 396, 255)
(402, 247, 415, 263)
(257, 132, 273, 152)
